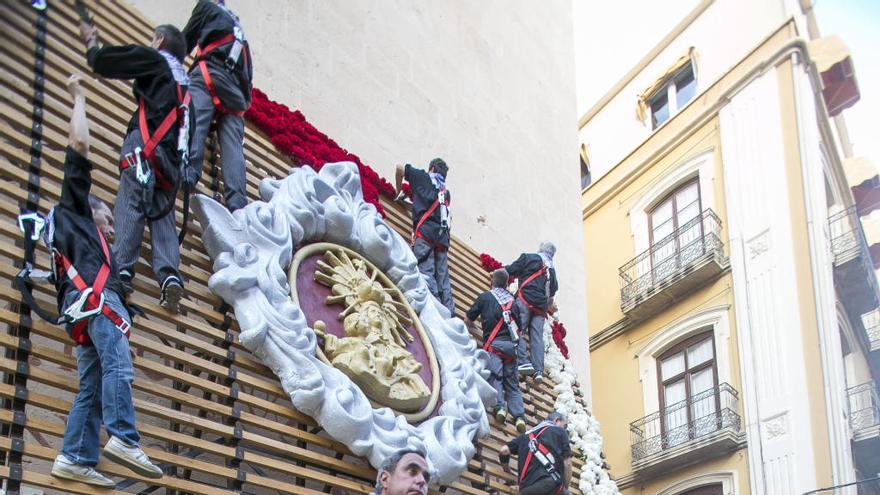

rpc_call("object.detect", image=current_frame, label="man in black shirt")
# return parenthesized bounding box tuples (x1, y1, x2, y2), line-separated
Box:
(505, 241, 559, 381)
(465, 269, 526, 432)
(500, 412, 573, 495)
(183, 0, 253, 212)
(49, 74, 163, 487)
(395, 159, 454, 313)
(79, 21, 192, 313)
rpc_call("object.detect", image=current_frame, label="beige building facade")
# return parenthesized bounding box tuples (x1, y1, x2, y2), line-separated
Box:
(580, 1, 879, 494)
(131, 0, 593, 391)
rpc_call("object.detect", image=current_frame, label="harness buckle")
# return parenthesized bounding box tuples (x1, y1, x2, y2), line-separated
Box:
(124, 147, 152, 185)
(116, 318, 131, 335)
(18, 212, 46, 241)
(63, 288, 105, 323)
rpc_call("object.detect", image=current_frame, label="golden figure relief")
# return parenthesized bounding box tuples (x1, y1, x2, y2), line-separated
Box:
(289, 243, 439, 418)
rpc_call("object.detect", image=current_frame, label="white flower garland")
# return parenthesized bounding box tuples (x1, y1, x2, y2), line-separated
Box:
(542, 315, 620, 495)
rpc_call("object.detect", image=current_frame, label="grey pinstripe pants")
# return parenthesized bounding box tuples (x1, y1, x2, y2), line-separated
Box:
(112, 130, 181, 285)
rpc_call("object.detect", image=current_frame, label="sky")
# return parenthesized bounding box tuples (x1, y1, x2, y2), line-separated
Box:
(573, 0, 879, 166)
(814, 0, 880, 167)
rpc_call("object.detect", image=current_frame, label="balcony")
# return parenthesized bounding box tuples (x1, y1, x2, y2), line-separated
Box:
(847, 382, 880, 481)
(829, 206, 880, 317)
(861, 309, 880, 353)
(620, 209, 728, 321)
(630, 383, 745, 477)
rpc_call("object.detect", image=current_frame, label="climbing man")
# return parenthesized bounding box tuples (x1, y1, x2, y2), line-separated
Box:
(505, 241, 558, 382)
(373, 448, 431, 495)
(500, 412, 572, 495)
(80, 21, 192, 313)
(395, 159, 454, 314)
(183, 0, 253, 212)
(465, 268, 526, 432)
(47, 74, 163, 487)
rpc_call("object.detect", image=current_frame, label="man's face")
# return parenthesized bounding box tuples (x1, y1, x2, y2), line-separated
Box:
(92, 203, 114, 243)
(380, 453, 429, 495)
(555, 418, 568, 430)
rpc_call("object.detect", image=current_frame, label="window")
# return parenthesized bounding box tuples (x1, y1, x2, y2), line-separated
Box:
(649, 62, 697, 129)
(657, 331, 718, 448)
(580, 155, 592, 189)
(580, 144, 592, 189)
(679, 484, 723, 495)
(648, 179, 702, 281)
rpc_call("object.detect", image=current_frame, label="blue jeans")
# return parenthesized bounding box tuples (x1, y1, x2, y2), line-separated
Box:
(61, 289, 140, 466)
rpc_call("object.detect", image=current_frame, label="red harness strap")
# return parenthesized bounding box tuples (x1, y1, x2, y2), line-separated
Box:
(55, 230, 131, 346)
(195, 33, 246, 117)
(119, 85, 191, 190)
(412, 189, 449, 252)
(517, 266, 548, 317)
(520, 426, 552, 484)
(482, 299, 515, 364)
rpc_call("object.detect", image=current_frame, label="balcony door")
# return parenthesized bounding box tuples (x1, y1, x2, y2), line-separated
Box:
(649, 179, 702, 283)
(657, 332, 719, 448)
(679, 484, 723, 495)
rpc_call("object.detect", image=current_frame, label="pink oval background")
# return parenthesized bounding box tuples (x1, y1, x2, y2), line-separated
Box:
(294, 251, 437, 409)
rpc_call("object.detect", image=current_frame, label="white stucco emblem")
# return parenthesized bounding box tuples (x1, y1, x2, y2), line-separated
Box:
(192, 162, 495, 483)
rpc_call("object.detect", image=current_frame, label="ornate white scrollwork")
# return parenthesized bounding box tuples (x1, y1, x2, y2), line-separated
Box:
(192, 162, 496, 483)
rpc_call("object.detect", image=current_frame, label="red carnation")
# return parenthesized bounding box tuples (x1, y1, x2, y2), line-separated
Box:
(479, 253, 503, 273)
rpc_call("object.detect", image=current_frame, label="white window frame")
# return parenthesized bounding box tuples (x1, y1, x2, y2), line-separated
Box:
(649, 62, 698, 129)
(629, 150, 716, 256)
(635, 306, 733, 416)
(655, 471, 737, 495)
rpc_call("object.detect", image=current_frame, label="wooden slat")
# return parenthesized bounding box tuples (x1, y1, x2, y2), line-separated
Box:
(0, 1, 590, 494)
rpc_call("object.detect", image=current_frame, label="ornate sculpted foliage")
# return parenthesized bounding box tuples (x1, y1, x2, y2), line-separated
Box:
(192, 162, 495, 483)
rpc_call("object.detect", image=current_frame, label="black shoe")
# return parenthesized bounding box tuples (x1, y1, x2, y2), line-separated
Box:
(159, 276, 183, 314)
(119, 270, 134, 299)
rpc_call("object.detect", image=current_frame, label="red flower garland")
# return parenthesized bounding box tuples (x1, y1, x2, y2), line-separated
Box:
(245, 87, 573, 358)
(551, 320, 570, 359)
(479, 253, 503, 272)
(244, 88, 395, 216)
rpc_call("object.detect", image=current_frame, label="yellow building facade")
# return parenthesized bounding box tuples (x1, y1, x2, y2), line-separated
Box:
(580, 2, 878, 494)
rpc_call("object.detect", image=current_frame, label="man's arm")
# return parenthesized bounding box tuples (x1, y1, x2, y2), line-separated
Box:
(67, 75, 88, 157)
(395, 165, 405, 194)
(499, 445, 512, 474)
(183, 0, 211, 54)
(60, 74, 92, 215)
(504, 254, 528, 279)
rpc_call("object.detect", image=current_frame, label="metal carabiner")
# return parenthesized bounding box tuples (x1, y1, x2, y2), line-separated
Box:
(133, 146, 151, 185)
(63, 287, 105, 323)
(18, 212, 46, 241)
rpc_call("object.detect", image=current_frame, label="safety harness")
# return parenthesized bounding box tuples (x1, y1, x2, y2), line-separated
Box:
(412, 187, 450, 251)
(517, 262, 551, 317)
(193, 32, 249, 117)
(482, 291, 519, 363)
(14, 211, 131, 347)
(520, 426, 564, 492)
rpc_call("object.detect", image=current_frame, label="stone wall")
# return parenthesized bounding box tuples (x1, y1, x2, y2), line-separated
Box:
(130, 0, 592, 393)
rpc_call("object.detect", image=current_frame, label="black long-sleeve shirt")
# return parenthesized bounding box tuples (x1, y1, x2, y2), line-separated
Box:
(86, 44, 185, 164)
(405, 164, 451, 248)
(184, 0, 253, 109)
(54, 148, 123, 310)
(466, 291, 523, 344)
(505, 253, 558, 311)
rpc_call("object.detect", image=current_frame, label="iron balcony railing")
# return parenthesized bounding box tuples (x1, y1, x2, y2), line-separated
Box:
(847, 381, 880, 434)
(862, 309, 880, 352)
(630, 383, 741, 462)
(620, 209, 724, 309)
(829, 205, 866, 263)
